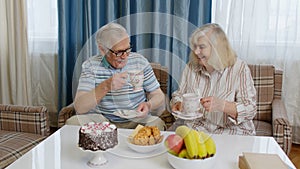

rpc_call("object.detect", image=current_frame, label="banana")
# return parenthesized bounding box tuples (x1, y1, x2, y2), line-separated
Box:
(194, 130, 207, 159)
(199, 131, 216, 157)
(175, 125, 198, 158)
(178, 149, 188, 158)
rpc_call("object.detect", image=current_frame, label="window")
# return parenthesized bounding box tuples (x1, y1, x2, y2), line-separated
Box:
(27, 0, 58, 52)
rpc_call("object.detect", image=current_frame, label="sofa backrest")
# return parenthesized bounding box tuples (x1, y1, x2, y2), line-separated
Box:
(150, 63, 168, 94)
(0, 104, 50, 136)
(274, 69, 283, 99)
(248, 65, 275, 123)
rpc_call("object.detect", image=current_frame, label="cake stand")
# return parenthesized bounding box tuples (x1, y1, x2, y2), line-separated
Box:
(80, 148, 108, 167)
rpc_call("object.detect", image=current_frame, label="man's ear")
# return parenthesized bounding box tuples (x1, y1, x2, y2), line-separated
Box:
(98, 45, 106, 55)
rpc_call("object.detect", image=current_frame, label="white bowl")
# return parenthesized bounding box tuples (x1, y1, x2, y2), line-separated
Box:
(167, 152, 216, 169)
(126, 139, 164, 153)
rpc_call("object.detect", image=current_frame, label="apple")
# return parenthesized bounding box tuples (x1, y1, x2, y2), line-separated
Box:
(164, 134, 184, 155)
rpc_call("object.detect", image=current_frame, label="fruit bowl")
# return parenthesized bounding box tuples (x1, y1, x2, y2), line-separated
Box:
(126, 138, 164, 153)
(165, 126, 217, 169)
(167, 152, 216, 169)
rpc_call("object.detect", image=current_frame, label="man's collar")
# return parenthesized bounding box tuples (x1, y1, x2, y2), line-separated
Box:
(101, 55, 126, 72)
(102, 55, 113, 69)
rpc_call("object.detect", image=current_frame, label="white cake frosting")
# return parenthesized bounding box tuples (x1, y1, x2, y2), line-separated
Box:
(80, 122, 117, 135)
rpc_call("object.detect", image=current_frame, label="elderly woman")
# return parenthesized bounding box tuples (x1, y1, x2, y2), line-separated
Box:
(171, 23, 257, 135)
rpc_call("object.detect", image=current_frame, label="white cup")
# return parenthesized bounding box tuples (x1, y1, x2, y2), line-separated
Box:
(127, 70, 143, 90)
(182, 93, 201, 114)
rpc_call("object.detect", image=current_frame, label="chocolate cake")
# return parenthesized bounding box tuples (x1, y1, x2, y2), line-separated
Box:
(78, 122, 118, 151)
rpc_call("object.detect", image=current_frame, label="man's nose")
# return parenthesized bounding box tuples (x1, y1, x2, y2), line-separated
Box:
(120, 52, 128, 59)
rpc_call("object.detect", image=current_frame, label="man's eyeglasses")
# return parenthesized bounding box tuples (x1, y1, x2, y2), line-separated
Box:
(107, 45, 132, 57)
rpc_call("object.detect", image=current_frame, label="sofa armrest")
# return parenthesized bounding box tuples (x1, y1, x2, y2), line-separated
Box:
(58, 103, 76, 128)
(0, 104, 50, 136)
(272, 99, 292, 155)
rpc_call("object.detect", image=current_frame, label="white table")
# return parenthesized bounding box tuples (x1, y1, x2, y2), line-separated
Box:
(6, 125, 296, 169)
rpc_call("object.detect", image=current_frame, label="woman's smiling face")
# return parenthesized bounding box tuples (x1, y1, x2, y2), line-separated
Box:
(193, 36, 212, 68)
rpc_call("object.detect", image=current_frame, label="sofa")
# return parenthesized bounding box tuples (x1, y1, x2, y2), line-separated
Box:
(248, 64, 292, 155)
(0, 104, 50, 168)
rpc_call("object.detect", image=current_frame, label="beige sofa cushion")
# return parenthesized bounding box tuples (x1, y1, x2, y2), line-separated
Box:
(0, 130, 45, 168)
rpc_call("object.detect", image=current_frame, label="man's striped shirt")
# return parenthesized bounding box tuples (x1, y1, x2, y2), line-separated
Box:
(77, 52, 160, 122)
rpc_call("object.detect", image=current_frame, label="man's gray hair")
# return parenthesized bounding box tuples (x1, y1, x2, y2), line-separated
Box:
(96, 23, 129, 49)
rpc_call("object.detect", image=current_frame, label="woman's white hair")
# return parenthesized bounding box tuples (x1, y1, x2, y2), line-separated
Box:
(96, 23, 129, 49)
(189, 23, 236, 71)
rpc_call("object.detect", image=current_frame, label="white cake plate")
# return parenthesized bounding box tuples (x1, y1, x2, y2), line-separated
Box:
(80, 148, 107, 167)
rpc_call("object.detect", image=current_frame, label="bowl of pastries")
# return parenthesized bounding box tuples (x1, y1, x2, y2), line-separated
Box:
(127, 125, 164, 153)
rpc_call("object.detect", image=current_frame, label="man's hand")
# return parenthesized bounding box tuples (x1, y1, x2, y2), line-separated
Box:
(136, 102, 151, 118)
(106, 72, 128, 91)
(200, 96, 226, 112)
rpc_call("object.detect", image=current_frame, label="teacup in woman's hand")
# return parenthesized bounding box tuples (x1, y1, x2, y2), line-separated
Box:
(182, 93, 202, 115)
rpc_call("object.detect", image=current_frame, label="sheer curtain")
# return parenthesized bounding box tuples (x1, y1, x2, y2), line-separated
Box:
(212, 0, 300, 143)
(0, 0, 32, 105)
(27, 0, 58, 126)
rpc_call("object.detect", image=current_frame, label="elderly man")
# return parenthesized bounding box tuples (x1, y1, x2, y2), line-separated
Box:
(67, 23, 166, 130)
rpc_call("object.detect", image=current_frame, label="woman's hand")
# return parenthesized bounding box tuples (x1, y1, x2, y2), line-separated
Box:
(201, 96, 238, 118)
(171, 102, 182, 112)
(200, 96, 226, 112)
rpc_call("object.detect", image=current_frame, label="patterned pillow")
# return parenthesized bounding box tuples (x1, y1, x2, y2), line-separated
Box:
(248, 65, 275, 123)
